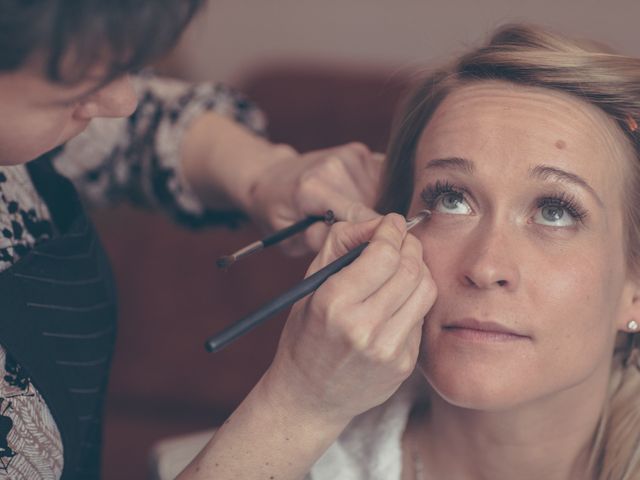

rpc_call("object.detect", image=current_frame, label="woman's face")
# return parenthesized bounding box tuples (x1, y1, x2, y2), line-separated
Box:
(408, 81, 639, 411)
(0, 60, 138, 165)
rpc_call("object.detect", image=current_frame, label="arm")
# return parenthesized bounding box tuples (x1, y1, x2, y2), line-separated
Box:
(177, 373, 348, 480)
(55, 75, 382, 252)
(53, 76, 267, 228)
(179, 110, 382, 254)
(178, 214, 437, 478)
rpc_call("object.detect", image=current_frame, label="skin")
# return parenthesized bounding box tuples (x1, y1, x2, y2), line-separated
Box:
(402, 80, 640, 479)
(0, 65, 138, 164)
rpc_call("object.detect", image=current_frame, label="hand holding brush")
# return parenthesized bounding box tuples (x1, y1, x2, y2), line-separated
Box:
(206, 210, 430, 352)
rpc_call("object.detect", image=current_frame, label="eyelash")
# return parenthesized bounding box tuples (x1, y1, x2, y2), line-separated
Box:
(420, 180, 467, 210)
(536, 192, 587, 223)
(419, 180, 588, 223)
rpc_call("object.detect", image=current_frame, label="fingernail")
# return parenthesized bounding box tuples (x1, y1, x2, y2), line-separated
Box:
(390, 214, 406, 232)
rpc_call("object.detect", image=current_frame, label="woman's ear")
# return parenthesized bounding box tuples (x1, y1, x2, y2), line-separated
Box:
(618, 278, 640, 332)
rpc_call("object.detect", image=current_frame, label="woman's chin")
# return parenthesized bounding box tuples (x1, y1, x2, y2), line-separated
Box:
(419, 362, 532, 412)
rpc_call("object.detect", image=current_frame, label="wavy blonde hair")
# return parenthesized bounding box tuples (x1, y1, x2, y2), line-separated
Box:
(376, 24, 640, 479)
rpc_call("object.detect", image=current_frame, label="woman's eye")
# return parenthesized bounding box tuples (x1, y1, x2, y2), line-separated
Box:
(435, 193, 472, 215)
(533, 205, 576, 227)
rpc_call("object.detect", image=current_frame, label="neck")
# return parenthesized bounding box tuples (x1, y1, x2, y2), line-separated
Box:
(414, 370, 610, 480)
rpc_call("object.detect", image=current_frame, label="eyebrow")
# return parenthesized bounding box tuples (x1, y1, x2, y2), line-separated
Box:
(423, 157, 604, 207)
(530, 165, 604, 207)
(424, 156, 474, 173)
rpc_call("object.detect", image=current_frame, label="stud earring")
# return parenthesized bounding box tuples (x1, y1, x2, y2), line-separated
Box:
(628, 320, 639, 331)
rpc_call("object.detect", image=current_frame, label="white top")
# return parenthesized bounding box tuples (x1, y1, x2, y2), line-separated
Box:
(308, 375, 425, 480)
(150, 375, 427, 480)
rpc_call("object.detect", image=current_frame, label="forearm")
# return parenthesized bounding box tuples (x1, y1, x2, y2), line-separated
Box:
(177, 375, 349, 480)
(180, 111, 296, 214)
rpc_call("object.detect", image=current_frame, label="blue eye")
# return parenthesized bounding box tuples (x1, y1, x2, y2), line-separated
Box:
(437, 192, 472, 214)
(533, 196, 586, 227)
(420, 181, 472, 215)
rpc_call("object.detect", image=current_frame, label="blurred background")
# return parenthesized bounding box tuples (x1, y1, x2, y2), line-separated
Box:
(94, 0, 640, 478)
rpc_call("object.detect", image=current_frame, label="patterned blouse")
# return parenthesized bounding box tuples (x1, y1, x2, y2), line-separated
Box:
(0, 75, 265, 479)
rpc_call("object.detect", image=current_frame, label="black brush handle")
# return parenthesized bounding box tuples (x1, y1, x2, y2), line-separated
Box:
(262, 215, 325, 247)
(205, 242, 369, 353)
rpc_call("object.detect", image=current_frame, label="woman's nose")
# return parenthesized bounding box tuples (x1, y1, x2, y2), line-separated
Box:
(458, 221, 520, 291)
(74, 75, 138, 120)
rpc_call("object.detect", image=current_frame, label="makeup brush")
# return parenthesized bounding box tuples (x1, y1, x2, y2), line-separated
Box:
(205, 210, 431, 353)
(216, 210, 335, 268)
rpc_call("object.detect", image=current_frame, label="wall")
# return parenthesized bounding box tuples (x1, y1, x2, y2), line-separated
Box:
(166, 0, 640, 82)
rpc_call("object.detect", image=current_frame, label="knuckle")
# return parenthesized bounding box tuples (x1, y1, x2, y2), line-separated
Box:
(344, 142, 369, 156)
(405, 234, 424, 257)
(399, 256, 421, 281)
(318, 277, 347, 309)
(297, 172, 324, 197)
(310, 287, 353, 333)
(345, 202, 374, 222)
(343, 321, 373, 352)
(423, 271, 438, 298)
(397, 355, 416, 378)
(326, 154, 346, 169)
(367, 340, 398, 364)
(368, 242, 400, 272)
(419, 277, 438, 310)
(307, 290, 329, 319)
(314, 155, 347, 178)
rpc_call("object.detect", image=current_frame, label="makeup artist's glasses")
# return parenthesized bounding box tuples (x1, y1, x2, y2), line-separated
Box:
(206, 209, 431, 353)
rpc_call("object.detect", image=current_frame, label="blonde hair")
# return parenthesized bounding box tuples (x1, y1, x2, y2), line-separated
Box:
(376, 24, 640, 479)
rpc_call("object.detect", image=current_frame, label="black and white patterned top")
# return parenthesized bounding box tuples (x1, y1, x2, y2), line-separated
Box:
(0, 75, 265, 479)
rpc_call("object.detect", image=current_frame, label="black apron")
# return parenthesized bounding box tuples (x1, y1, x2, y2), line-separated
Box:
(0, 152, 118, 479)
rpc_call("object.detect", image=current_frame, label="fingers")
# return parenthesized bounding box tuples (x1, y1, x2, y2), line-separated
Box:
(324, 194, 380, 223)
(306, 216, 385, 274)
(307, 216, 435, 362)
(295, 143, 382, 222)
(271, 211, 433, 419)
(375, 264, 436, 350)
(300, 200, 376, 250)
(361, 233, 426, 320)
(309, 213, 407, 305)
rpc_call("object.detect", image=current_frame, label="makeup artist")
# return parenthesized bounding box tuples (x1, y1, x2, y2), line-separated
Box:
(0, 1, 382, 478)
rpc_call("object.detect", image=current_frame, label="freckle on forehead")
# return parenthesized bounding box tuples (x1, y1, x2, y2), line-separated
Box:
(555, 139, 566, 150)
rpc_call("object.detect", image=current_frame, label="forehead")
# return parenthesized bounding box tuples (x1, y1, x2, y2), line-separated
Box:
(416, 81, 632, 193)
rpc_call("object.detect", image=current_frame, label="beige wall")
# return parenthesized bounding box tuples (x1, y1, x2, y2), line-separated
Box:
(166, 0, 640, 82)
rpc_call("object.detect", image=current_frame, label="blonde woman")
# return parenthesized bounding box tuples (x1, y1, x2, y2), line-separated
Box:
(181, 24, 640, 480)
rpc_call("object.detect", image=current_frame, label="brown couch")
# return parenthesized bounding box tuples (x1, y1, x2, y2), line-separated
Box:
(94, 65, 409, 480)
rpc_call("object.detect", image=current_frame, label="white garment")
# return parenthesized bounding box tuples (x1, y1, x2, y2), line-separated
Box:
(309, 376, 424, 480)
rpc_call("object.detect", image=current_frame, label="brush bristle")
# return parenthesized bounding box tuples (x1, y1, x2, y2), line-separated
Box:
(216, 255, 236, 269)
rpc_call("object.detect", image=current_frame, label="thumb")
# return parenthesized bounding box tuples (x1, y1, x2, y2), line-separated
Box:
(306, 215, 385, 275)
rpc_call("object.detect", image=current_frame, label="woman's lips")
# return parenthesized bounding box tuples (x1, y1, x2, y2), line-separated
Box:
(442, 318, 530, 341)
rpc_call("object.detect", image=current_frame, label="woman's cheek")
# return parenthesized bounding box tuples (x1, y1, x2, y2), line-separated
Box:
(0, 118, 64, 164)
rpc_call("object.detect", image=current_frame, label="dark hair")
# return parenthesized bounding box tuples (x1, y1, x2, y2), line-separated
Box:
(0, 0, 205, 84)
